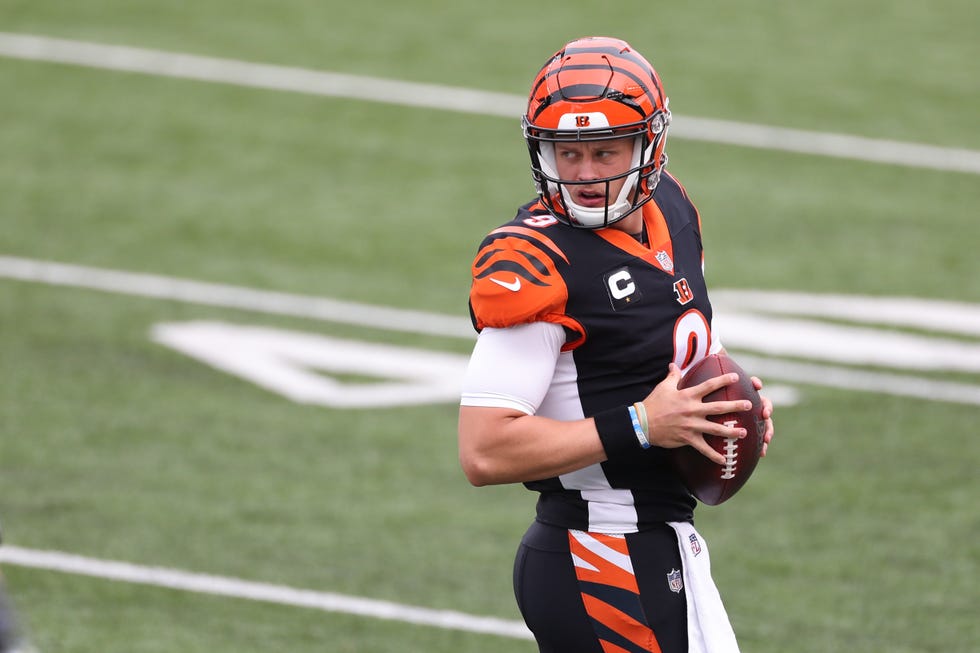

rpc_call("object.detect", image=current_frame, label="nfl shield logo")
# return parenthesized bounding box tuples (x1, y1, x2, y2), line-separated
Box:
(667, 568, 683, 593)
(655, 250, 674, 272)
(689, 533, 702, 556)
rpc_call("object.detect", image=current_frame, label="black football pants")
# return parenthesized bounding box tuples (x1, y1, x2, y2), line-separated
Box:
(513, 520, 689, 653)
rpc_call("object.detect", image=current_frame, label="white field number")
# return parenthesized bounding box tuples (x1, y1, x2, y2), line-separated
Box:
(152, 322, 469, 408)
(150, 289, 980, 408)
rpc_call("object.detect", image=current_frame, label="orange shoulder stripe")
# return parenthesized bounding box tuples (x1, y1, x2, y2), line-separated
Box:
(487, 225, 570, 264)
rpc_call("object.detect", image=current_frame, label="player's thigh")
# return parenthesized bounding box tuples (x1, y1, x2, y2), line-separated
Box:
(513, 522, 604, 653)
(628, 524, 689, 653)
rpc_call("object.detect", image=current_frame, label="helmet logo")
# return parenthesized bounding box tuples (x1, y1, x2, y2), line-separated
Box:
(557, 112, 610, 130)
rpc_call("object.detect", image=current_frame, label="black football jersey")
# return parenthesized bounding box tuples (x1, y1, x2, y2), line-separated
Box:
(468, 173, 716, 531)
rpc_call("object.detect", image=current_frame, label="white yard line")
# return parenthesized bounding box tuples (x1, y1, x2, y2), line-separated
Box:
(0, 255, 474, 339)
(0, 546, 533, 640)
(1, 32, 978, 174)
(2, 255, 980, 406)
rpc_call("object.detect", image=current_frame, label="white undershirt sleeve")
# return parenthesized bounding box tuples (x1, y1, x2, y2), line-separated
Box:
(460, 322, 566, 415)
(709, 315, 724, 354)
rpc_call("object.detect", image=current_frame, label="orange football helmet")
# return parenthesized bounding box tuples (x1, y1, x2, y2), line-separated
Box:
(522, 37, 671, 229)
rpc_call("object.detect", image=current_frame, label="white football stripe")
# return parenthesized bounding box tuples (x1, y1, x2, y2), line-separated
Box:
(0, 545, 533, 640)
(712, 290, 980, 337)
(0, 32, 977, 174)
(736, 355, 980, 406)
(0, 255, 474, 339)
(2, 255, 979, 405)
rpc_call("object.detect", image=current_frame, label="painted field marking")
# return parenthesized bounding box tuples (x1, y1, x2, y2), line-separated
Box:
(0, 255, 473, 339)
(151, 320, 470, 407)
(0, 32, 978, 174)
(2, 255, 979, 406)
(0, 546, 533, 640)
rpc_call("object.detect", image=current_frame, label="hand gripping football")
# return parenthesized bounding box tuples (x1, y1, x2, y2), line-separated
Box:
(669, 353, 766, 505)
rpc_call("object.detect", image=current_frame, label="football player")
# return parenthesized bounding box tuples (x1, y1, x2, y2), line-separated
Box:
(458, 36, 774, 653)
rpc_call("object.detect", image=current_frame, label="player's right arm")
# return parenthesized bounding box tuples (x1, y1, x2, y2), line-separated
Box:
(457, 325, 740, 486)
(461, 226, 610, 485)
(458, 406, 608, 486)
(458, 322, 608, 486)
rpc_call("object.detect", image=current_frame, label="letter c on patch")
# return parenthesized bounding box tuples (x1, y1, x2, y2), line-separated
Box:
(607, 269, 635, 299)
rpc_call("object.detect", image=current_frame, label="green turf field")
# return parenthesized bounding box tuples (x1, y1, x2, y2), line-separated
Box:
(0, 1, 977, 651)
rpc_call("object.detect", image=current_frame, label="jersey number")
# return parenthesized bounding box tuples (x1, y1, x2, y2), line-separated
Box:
(523, 215, 558, 228)
(672, 309, 711, 371)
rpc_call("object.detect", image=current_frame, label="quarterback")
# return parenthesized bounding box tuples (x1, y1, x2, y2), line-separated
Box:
(458, 37, 775, 652)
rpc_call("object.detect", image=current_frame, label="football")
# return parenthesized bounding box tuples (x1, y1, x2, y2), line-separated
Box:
(669, 353, 766, 505)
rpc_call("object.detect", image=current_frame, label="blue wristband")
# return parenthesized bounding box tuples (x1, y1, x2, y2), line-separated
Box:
(627, 405, 651, 449)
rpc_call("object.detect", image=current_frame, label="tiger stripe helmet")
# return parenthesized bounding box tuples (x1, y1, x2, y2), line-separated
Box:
(522, 37, 671, 229)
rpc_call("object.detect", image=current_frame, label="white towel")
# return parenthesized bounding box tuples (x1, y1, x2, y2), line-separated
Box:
(667, 521, 741, 653)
